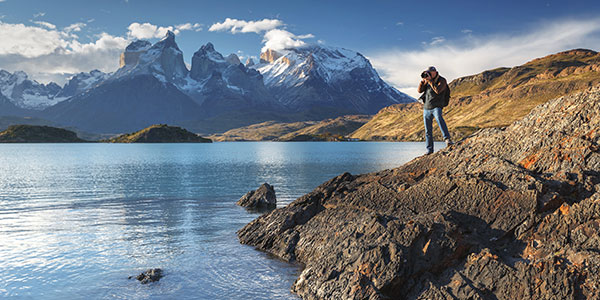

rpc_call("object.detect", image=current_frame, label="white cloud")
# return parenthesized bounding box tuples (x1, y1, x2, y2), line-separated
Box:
(64, 22, 86, 32)
(262, 29, 312, 52)
(127, 22, 201, 39)
(396, 22, 404, 26)
(176, 22, 202, 32)
(368, 18, 600, 98)
(0, 21, 128, 84)
(209, 18, 283, 34)
(33, 20, 56, 29)
(461, 29, 473, 34)
(209, 18, 313, 52)
(127, 22, 176, 39)
(0, 22, 66, 57)
(33, 12, 45, 18)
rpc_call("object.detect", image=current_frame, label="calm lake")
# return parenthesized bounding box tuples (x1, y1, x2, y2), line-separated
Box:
(0, 142, 442, 299)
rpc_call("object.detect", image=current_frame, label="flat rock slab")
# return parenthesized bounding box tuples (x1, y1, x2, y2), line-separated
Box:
(237, 183, 277, 209)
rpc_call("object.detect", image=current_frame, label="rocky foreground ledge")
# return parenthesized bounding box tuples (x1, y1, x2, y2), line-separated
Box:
(238, 87, 600, 299)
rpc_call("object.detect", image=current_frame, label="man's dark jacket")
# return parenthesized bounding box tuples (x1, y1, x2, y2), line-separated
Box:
(418, 74, 448, 110)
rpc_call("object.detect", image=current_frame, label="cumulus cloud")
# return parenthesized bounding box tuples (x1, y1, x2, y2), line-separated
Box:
(262, 29, 313, 52)
(209, 18, 282, 34)
(0, 21, 127, 84)
(368, 18, 600, 98)
(127, 22, 201, 39)
(209, 18, 313, 52)
(0, 22, 67, 57)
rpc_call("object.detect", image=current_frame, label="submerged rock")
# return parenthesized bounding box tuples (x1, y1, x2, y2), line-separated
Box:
(237, 183, 277, 209)
(130, 268, 163, 284)
(238, 86, 600, 299)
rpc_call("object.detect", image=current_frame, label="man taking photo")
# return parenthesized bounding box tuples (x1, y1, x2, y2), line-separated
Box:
(417, 66, 453, 155)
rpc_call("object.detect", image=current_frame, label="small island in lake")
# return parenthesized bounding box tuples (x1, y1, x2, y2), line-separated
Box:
(104, 124, 212, 143)
(0, 125, 87, 143)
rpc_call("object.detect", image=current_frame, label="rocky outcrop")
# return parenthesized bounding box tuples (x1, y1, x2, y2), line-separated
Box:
(105, 124, 211, 143)
(237, 183, 277, 209)
(0, 125, 87, 143)
(260, 49, 282, 64)
(130, 268, 163, 284)
(238, 86, 600, 299)
(119, 40, 152, 68)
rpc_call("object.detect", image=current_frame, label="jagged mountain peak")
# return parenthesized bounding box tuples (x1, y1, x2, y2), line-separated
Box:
(245, 58, 255, 67)
(260, 49, 282, 64)
(200, 42, 216, 52)
(194, 43, 224, 61)
(125, 40, 152, 52)
(226, 54, 241, 65)
(152, 30, 180, 51)
(113, 31, 188, 84)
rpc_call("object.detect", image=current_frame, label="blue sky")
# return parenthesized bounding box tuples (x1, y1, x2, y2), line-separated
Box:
(1, 0, 600, 96)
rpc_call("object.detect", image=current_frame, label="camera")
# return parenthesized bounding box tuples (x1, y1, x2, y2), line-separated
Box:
(421, 71, 431, 79)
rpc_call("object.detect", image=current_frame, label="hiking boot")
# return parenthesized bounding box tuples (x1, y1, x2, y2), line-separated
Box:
(445, 139, 454, 147)
(423, 151, 433, 156)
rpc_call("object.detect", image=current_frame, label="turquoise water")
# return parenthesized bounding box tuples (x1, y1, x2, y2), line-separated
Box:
(0, 142, 439, 299)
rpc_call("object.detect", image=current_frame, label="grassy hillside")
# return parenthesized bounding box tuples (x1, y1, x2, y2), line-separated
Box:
(277, 115, 370, 141)
(208, 120, 316, 141)
(0, 125, 87, 143)
(351, 48, 600, 141)
(105, 124, 212, 143)
(208, 115, 371, 141)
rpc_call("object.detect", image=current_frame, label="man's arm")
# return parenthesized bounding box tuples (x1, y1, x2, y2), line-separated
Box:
(417, 80, 427, 93)
(428, 77, 447, 94)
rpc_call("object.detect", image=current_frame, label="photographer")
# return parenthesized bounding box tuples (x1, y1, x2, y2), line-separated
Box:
(417, 66, 453, 155)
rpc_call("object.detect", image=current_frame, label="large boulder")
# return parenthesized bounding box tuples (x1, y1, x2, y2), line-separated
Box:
(237, 183, 277, 209)
(238, 86, 600, 299)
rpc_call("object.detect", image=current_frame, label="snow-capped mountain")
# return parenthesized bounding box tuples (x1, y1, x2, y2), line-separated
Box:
(0, 70, 65, 110)
(109, 32, 275, 112)
(187, 42, 275, 112)
(252, 45, 413, 114)
(112, 31, 188, 86)
(0, 69, 109, 111)
(3, 31, 413, 133)
(54, 70, 110, 99)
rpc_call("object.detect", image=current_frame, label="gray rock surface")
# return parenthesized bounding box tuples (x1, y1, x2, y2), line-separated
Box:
(237, 183, 277, 209)
(130, 268, 163, 284)
(238, 86, 600, 299)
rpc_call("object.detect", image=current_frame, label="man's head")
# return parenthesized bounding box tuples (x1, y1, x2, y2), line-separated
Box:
(427, 66, 438, 78)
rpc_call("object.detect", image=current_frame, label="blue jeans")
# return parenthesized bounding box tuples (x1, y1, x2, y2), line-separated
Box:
(423, 107, 450, 153)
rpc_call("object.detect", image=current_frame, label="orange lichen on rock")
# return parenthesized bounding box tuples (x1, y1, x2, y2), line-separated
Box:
(520, 153, 539, 169)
